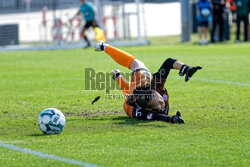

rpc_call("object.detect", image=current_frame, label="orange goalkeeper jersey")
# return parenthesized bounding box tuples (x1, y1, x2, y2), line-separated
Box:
(121, 70, 169, 118)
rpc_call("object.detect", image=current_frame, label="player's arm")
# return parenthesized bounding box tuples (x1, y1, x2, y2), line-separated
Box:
(135, 107, 184, 124)
(151, 112, 185, 124)
(70, 10, 81, 21)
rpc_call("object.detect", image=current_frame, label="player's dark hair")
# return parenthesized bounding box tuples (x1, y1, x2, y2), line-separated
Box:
(126, 82, 154, 108)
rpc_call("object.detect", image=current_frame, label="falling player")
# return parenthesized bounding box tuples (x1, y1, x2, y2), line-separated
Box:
(95, 41, 202, 124)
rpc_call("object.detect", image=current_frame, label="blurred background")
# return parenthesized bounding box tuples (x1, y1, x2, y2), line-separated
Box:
(0, 0, 249, 50)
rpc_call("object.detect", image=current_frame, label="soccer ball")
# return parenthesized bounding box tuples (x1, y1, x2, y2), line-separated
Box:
(38, 108, 66, 135)
(201, 8, 210, 17)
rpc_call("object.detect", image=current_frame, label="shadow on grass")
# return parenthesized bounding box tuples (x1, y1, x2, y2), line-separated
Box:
(67, 115, 169, 128)
(112, 116, 167, 128)
(27, 134, 46, 137)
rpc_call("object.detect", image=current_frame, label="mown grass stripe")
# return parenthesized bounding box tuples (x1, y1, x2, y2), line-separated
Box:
(0, 142, 100, 167)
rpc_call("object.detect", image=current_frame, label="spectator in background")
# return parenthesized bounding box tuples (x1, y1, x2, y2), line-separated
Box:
(249, 1, 250, 41)
(197, 0, 212, 45)
(211, 0, 226, 42)
(227, 0, 237, 11)
(234, 0, 250, 42)
(249, 5, 250, 41)
(227, 0, 237, 22)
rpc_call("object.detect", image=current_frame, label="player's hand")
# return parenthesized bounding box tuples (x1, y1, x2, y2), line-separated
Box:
(172, 111, 185, 124)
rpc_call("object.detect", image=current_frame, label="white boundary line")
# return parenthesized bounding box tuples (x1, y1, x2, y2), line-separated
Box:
(170, 77, 250, 86)
(0, 142, 100, 167)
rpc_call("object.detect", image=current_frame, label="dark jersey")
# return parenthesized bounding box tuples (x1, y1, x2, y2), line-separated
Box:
(152, 78, 169, 115)
(131, 58, 177, 120)
(212, 0, 226, 15)
(123, 70, 169, 118)
(124, 58, 177, 120)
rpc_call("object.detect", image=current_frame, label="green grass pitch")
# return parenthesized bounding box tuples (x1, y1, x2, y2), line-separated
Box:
(0, 37, 249, 167)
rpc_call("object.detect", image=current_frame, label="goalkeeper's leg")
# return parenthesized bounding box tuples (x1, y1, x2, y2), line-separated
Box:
(95, 41, 149, 71)
(112, 68, 130, 95)
(154, 58, 202, 82)
(81, 27, 90, 47)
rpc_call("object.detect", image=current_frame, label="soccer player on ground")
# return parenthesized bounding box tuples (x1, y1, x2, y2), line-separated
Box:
(71, 0, 97, 47)
(95, 41, 202, 124)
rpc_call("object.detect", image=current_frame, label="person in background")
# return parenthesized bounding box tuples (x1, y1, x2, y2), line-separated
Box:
(234, 0, 250, 42)
(211, 0, 226, 42)
(197, 0, 212, 45)
(227, 0, 237, 22)
(71, 0, 97, 47)
(249, 1, 250, 41)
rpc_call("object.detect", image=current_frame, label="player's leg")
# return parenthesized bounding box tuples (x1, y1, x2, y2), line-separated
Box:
(153, 58, 177, 80)
(81, 24, 91, 47)
(112, 68, 130, 95)
(92, 20, 98, 28)
(219, 16, 224, 42)
(153, 58, 202, 82)
(95, 41, 149, 71)
(201, 20, 209, 45)
(198, 26, 203, 45)
(236, 16, 241, 42)
(201, 27, 204, 39)
(211, 15, 217, 42)
(175, 60, 202, 82)
(243, 15, 249, 42)
(197, 16, 203, 45)
(129, 59, 149, 71)
(204, 27, 208, 44)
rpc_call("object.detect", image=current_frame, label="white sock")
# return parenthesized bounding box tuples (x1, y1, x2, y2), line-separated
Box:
(103, 43, 109, 50)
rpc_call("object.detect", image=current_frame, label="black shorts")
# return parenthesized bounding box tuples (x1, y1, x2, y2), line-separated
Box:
(84, 20, 98, 29)
(153, 58, 177, 79)
(198, 20, 209, 27)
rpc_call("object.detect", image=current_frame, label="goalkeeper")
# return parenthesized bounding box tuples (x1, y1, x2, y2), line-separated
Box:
(95, 41, 202, 124)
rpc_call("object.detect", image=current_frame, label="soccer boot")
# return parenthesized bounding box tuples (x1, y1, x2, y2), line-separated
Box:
(185, 66, 202, 82)
(171, 111, 185, 124)
(95, 40, 105, 51)
(112, 68, 121, 81)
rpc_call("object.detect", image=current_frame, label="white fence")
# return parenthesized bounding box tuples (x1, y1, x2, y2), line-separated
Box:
(0, 2, 181, 49)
